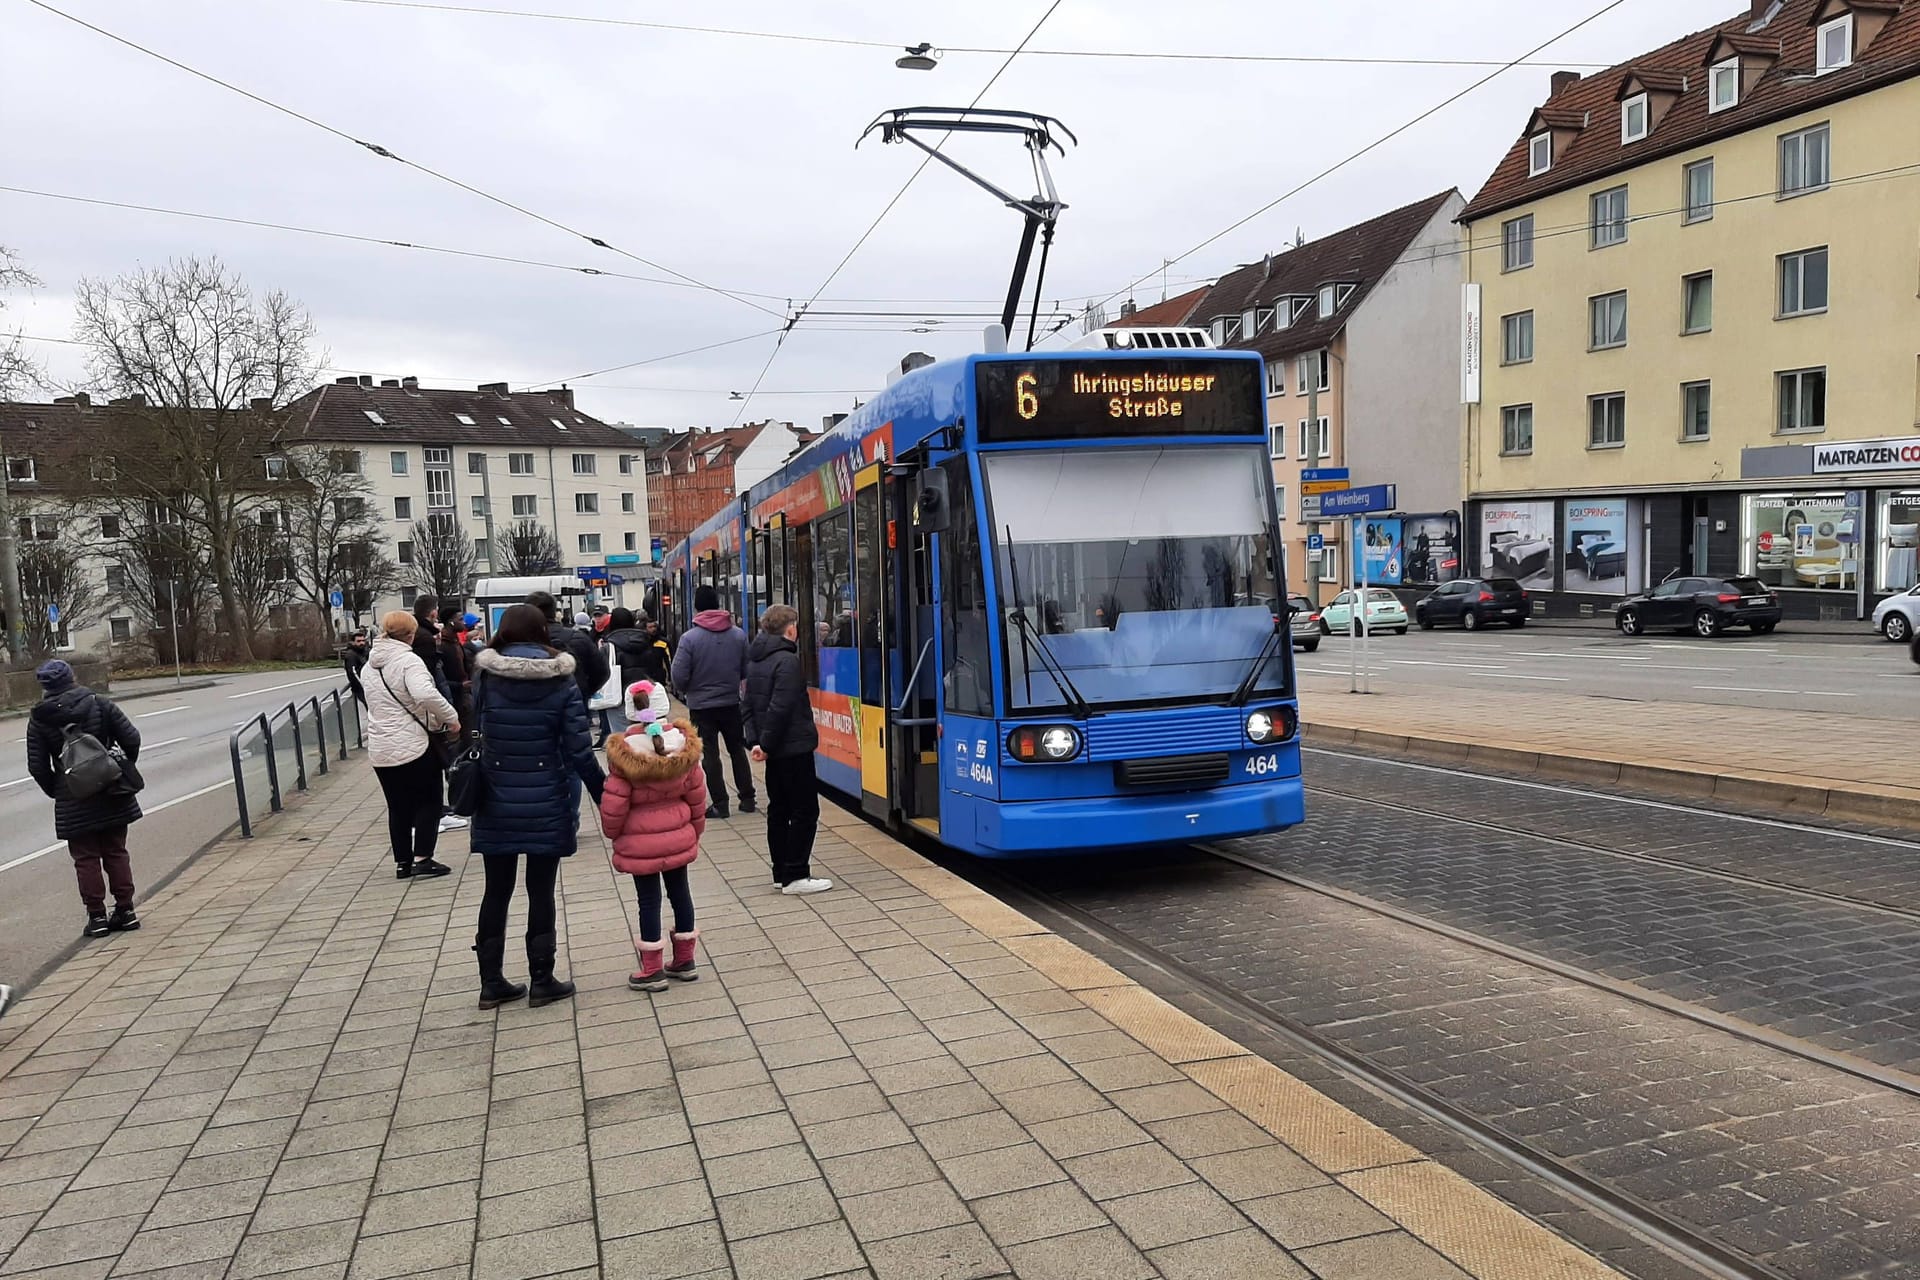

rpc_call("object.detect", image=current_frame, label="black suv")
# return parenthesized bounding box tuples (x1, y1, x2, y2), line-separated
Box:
(1616, 575, 1781, 637)
(1414, 578, 1529, 631)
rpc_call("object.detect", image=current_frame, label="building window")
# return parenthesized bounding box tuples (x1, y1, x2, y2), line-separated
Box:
(99, 514, 121, 539)
(1590, 186, 1628, 249)
(1589, 291, 1628, 350)
(1528, 131, 1552, 176)
(508, 452, 534, 475)
(1588, 394, 1626, 449)
(394, 496, 412, 520)
(91, 457, 116, 482)
(1684, 159, 1714, 223)
(1780, 124, 1831, 197)
(105, 564, 127, 591)
(455, 413, 476, 426)
(1318, 544, 1341, 584)
(425, 470, 453, 509)
(1501, 312, 1534, 365)
(1817, 14, 1853, 73)
(330, 449, 362, 475)
(512, 495, 537, 517)
(1779, 247, 1829, 317)
(618, 454, 634, 476)
(571, 453, 596, 475)
(1682, 381, 1712, 441)
(1621, 93, 1649, 142)
(362, 410, 386, 426)
(1265, 363, 1286, 396)
(1502, 215, 1534, 272)
(1297, 417, 1331, 460)
(1501, 405, 1534, 456)
(1269, 423, 1285, 459)
(578, 533, 601, 554)
(263, 456, 287, 480)
(401, 587, 417, 609)
(621, 492, 636, 514)
(423, 447, 450, 466)
(1317, 284, 1337, 319)
(109, 617, 132, 644)
(470, 495, 486, 519)
(575, 493, 599, 515)
(17, 516, 55, 541)
(624, 532, 639, 552)
(1683, 272, 1714, 334)
(397, 540, 415, 565)
(1294, 349, 1330, 393)
(474, 538, 489, 562)
(1710, 57, 1739, 111)
(467, 451, 485, 474)
(1778, 368, 1827, 433)
(390, 450, 408, 475)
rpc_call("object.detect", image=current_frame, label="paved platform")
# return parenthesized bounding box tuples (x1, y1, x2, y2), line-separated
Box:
(0, 758, 1620, 1280)
(1298, 669, 1920, 828)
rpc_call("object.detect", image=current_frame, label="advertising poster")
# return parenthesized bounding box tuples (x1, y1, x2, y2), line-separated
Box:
(1401, 516, 1461, 586)
(1745, 492, 1862, 590)
(1479, 501, 1556, 589)
(808, 690, 862, 772)
(1360, 518, 1404, 586)
(1563, 498, 1631, 592)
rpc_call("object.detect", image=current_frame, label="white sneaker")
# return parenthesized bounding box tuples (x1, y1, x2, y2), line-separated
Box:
(437, 814, 470, 832)
(781, 877, 833, 896)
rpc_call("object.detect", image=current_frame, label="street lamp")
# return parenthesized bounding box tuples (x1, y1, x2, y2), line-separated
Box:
(896, 43, 941, 70)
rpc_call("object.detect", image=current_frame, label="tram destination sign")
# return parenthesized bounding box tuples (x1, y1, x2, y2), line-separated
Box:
(975, 358, 1263, 442)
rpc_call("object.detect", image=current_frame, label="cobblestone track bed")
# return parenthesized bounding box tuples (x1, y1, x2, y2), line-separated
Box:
(1015, 852, 1920, 1280)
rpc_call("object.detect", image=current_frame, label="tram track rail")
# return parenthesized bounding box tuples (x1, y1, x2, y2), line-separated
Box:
(961, 852, 1790, 1280)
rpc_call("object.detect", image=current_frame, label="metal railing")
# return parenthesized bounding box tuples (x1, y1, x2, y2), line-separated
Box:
(229, 686, 364, 838)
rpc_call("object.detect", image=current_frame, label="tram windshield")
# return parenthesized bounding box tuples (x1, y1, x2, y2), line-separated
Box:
(983, 445, 1285, 712)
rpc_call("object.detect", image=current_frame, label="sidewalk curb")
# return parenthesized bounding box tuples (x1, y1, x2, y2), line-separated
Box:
(111, 680, 220, 704)
(1305, 721, 1920, 830)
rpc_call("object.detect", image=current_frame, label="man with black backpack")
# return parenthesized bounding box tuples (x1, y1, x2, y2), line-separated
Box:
(26, 660, 143, 938)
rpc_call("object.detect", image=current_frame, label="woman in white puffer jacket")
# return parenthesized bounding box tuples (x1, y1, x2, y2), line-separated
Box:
(364, 611, 461, 880)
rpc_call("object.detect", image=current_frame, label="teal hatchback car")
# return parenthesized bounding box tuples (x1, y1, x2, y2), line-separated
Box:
(1319, 588, 1409, 636)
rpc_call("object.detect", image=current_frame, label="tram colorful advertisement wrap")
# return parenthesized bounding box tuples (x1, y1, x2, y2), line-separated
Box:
(809, 690, 861, 773)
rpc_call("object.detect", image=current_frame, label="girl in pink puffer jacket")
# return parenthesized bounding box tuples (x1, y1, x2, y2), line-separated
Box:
(600, 681, 708, 992)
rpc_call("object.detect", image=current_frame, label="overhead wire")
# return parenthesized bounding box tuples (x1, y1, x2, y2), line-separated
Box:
(21, 0, 784, 321)
(318, 0, 1615, 69)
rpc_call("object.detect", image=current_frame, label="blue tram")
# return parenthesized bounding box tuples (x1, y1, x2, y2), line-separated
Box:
(664, 344, 1304, 857)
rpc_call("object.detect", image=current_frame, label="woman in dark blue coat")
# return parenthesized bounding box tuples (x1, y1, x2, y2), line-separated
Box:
(468, 604, 606, 1010)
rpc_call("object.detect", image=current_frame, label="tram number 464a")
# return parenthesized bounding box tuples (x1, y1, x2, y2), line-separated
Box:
(1243, 753, 1282, 777)
(969, 762, 996, 785)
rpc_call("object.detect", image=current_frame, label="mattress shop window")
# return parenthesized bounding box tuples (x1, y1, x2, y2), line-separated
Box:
(1742, 492, 1860, 590)
(1878, 491, 1920, 592)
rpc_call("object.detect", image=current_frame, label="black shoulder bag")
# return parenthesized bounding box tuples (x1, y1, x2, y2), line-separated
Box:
(446, 676, 487, 816)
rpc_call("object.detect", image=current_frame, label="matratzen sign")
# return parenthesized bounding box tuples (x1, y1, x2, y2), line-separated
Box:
(1811, 437, 1920, 473)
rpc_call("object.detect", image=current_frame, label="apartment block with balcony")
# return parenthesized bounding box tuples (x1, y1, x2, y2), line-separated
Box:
(1460, 0, 1920, 618)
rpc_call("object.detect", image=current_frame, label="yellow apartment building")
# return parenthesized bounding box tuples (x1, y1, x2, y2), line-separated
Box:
(1460, 0, 1920, 620)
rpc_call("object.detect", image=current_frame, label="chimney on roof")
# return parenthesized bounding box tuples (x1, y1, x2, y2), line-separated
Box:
(823, 413, 848, 432)
(357, 375, 373, 388)
(53, 392, 91, 411)
(108, 393, 148, 409)
(1119, 299, 1137, 318)
(544, 386, 574, 409)
(1550, 70, 1581, 95)
(1750, 0, 1780, 26)
(478, 382, 510, 398)
(380, 379, 400, 388)
(401, 376, 419, 394)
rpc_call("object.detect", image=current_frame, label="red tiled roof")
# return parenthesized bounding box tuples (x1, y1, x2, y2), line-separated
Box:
(1461, 0, 1920, 223)
(1111, 286, 1210, 327)
(1189, 190, 1459, 362)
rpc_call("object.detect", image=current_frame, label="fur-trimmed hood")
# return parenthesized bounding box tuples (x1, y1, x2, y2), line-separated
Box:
(473, 647, 577, 680)
(605, 719, 702, 782)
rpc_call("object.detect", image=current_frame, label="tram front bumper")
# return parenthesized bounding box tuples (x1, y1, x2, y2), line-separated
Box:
(972, 780, 1305, 856)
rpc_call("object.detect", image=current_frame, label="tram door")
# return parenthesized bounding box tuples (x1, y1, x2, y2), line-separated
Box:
(888, 458, 941, 831)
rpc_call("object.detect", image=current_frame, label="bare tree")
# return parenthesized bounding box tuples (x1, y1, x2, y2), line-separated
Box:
(16, 526, 101, 657)
(411, 517, 475, 602)
(0, 247, 41, 404)
(281, 446, 397, 633)
(498, 519, 562, 575)
(71, 256, 320, 660)
(110, 514, 216, 664)
(229, 517, 290, 639)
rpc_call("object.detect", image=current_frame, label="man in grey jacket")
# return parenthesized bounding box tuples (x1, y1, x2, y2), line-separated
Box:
(673, 585, 757, 818)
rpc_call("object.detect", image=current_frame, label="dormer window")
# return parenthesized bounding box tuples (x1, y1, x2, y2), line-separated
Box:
(1710, 57, 1740, 110)
(1528, 131, 1552, 176)
(1817, 14, 1852, 71)
(362, 409, 385, 425)
(1621, 93, 1649, 142)
(1317, 285, 1337, 319)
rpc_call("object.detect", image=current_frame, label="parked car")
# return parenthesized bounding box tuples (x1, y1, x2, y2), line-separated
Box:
(1320, 588, 1408, 635)
(1415, 578, 1530, 631)
(1284, 594, 1322, 653)
(1872, 585, 1920, 641)
(1616, 575, 1781, 637)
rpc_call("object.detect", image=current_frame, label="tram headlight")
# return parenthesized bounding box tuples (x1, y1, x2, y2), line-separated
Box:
(1008, 725, 1082, 763)
(1245, 707, 1295, 744)
(1245, 711, 1275, 744)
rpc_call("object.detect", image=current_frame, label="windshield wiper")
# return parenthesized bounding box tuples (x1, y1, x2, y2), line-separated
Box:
(1230, 614, 1288, 708)
(1005, 530, 1090, 719)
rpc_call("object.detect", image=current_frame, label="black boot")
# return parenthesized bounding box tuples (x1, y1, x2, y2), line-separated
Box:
(526, 933, 575, 1008)
(474, 934, 527, 1010)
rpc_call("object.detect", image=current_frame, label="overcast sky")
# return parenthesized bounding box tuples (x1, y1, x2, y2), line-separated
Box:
(6, 0, 1737, 432)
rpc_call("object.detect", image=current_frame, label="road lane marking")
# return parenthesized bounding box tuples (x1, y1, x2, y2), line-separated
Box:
(1642, 664, 1736, 672)
(1694, 685, 1786, 693)
(1390, 660, 1508, 670)
(0, 776, 34, 790)
(0, 780, 234, 873)
(1474, 672, 1569, 681)
(137, 706, 188, 719)
(1523, 651, 1652, 662)
(227, 674, 340, 700)
(144, 736, 189, 750)
(1798, 691, 1857, 697)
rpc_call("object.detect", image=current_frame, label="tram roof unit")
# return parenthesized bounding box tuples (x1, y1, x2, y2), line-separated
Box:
(674, 344, 1267, 561)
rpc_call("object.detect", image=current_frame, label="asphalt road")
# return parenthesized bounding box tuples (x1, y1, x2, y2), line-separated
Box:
(1294, 621, 1920, 714)
(0, 666, 355, 988)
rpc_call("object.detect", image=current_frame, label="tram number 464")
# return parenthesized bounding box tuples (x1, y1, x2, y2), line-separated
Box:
(1243, 753, 1282, 777)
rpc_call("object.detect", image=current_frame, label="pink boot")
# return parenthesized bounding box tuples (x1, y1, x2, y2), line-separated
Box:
(629, 939, 666, 992)
(666, 930, 699, 982)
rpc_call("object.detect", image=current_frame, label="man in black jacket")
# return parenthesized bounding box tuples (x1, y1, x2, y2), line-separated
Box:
(26, 660, 143, 937)
(742, 605, 830, 895)
(527, 590, 610, 712)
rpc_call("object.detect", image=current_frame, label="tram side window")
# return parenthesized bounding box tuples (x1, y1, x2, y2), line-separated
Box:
(854, 484, 885, 706)
(771, 527, 788, 605)
(814, 510, 854, 655)
(749, 532, 767, 623)
(793, 524, 817, 684)
(941, 458, 993, 716)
